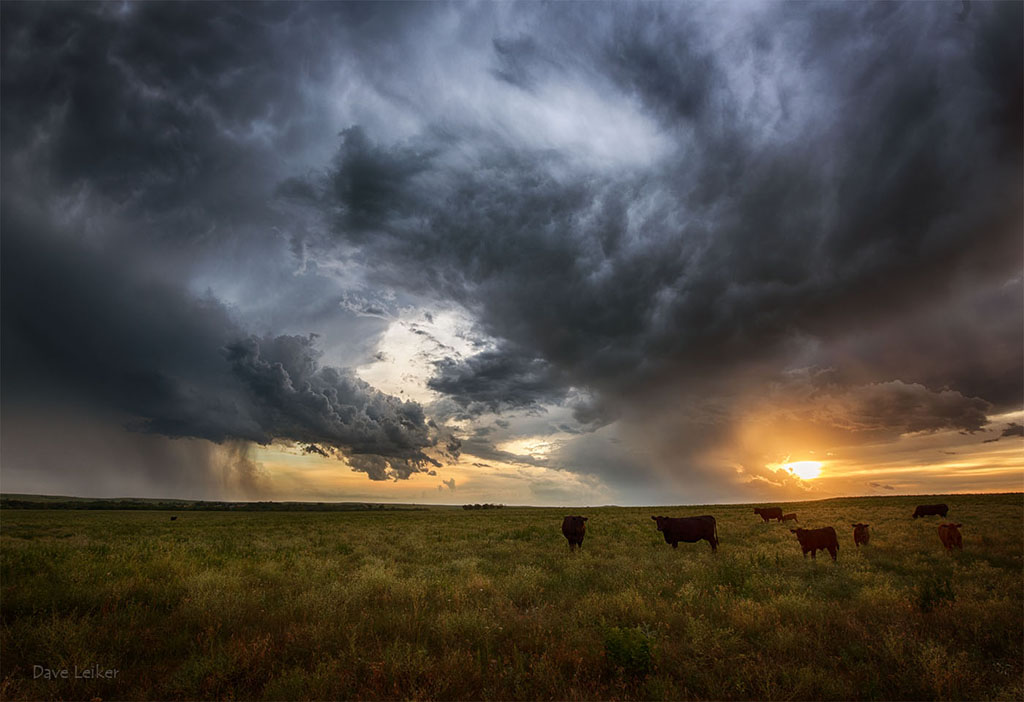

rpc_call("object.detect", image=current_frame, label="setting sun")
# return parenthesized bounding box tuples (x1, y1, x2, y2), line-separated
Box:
(786, 461, 823, 480)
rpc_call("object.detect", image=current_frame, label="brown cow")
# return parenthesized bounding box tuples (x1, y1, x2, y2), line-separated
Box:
(790, 527, 839, 561)
(912, 504, 949, 519)
(781, 513, 798, 523)
(852, 523, 870, 546)
(938, 523, 963, 551)
(561, 516, 588, 551)
(754, 507, 783, 523)
(651, 516, 719, 552)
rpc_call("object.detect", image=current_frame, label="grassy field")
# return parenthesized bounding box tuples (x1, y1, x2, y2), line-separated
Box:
(1, 493, 1021, 700)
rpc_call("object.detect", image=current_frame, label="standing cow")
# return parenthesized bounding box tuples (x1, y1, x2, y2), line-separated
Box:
(938, 523, 963, 551)
(852, 523, 870, 546)
(912, 504, 949, 519)
(781, 513, 798, 523)
(651, 516, 719, 552)
(561, 516, 588, 551)
(754, 507, 784, 523)
(790, 527, 839, 561)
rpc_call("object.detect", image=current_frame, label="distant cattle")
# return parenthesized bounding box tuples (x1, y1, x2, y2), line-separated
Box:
(561, 516, 588, 551)
(170, 516, 177, 521)
(790, 527, 839, 561)
(651, 516, 719, 552)
(781, 513, 798, 523)
(754, 507, 783, 523)
(938, 523, 963, 551)
(912, 504, 949, 519)
(852, 523, 870, 546)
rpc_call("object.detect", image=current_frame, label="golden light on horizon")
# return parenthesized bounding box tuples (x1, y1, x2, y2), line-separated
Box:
(785, 460, 823, 480)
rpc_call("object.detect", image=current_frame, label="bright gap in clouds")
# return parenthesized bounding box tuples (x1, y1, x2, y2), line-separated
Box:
(785, 461, 823, 481)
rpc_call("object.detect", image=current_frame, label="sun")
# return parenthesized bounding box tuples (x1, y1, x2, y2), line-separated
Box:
(786, 460, 822, 480)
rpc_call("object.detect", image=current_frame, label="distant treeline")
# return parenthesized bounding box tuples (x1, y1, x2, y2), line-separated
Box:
(462, 503, 505, 510)
(0, 499, 426, 512)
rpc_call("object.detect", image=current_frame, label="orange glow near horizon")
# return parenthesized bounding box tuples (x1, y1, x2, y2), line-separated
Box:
(785, 460, 823, 480)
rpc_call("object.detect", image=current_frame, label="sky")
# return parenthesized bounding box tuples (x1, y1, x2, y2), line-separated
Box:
(1, 1, 1021, 506)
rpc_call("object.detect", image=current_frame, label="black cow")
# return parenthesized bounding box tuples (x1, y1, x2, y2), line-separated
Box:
(912, 504, 949, 519)
(561, 516, 588, 551)
(170, 516, 177, 521)
(651, 516, 718, 552)
(754, 507, 783, 522)
(790, 527, 839, 561)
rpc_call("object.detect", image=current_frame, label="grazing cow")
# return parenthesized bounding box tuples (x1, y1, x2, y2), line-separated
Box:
(561, 516, 588, 551)
(170, 516, 177, 521)
(753, 507, 784, 523)
(790, 527, 839, 561)
(912, 504, 949, 519)
(852, 523, 870, 546)
(938, 523, 963, 551)
(651, 516, 719, 552)
(781, 513, 798, 523)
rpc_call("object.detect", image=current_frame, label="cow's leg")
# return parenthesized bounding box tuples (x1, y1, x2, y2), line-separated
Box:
(828, 546, 837, 561)
(708, 538, 717, 553)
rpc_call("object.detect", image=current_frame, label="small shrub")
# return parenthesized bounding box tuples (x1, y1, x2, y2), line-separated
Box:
(916, 575, 955, 613)
(603, 625, 653, 677)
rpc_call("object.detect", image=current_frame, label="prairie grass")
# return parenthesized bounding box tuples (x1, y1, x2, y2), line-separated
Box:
(1, 493, 1021, 700)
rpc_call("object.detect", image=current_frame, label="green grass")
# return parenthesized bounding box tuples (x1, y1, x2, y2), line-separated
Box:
(1, 493, 1021, 700)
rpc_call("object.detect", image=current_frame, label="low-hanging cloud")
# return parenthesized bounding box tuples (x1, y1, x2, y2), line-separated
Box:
(0, 212, 446, 480)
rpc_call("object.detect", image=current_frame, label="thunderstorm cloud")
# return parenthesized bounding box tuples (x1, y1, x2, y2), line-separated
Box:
(1, 2, 1020, 502)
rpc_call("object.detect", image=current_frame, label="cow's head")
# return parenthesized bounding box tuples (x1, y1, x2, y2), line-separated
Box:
(941, 523, 962, 530)
(565, 516, 588, 526)
(790, 528, 803, 535)
(852, 523, 869, 529)
(651, 516, 667, 531)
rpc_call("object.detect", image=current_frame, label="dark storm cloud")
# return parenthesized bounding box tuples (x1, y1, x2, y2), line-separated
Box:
(1, 2, 469, 484)
(427, 349, 567, 418)
(0, 208, 441, 479)
(800, 379, 992, 437)
(305, 1, 1022, 434)
(2, 2, 311, 238)
(1001, 423, 1024, 438)
(3, 1, 1021, 500)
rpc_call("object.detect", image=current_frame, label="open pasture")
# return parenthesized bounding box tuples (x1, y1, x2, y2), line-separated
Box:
(1, 493, 1021, 700)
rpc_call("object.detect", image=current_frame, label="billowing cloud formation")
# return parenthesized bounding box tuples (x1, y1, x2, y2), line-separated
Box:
(2, 2, 1021, 502)
(303, 2, 1021, 420)
(1, 209, 442, 479)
